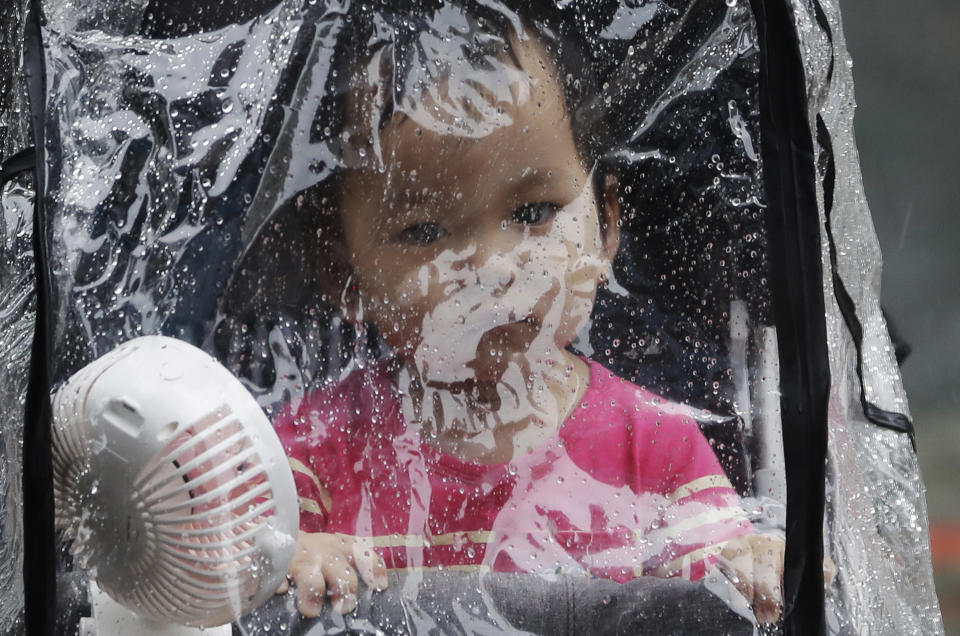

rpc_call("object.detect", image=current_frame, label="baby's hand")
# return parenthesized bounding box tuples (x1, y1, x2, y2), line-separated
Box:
(716, 534, 838, 625)
(276, 532, 389, 616)
(716, 534, 784, 625)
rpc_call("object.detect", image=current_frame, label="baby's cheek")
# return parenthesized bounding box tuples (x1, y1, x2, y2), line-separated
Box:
(368, 269, 438, 351)
(540, 217, 605, 342)
(540, 219, 605, 296)
(558, 290, 595, 338)
(371, 297, 419, 343)
(564, 257, 605, 295)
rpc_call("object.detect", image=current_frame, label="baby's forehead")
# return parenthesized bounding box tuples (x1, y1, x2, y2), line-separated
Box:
(343, 29, 570, 168)
(344, 95, 583, 216)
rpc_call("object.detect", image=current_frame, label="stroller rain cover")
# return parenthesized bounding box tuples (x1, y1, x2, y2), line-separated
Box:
(0, 0, 945, 634)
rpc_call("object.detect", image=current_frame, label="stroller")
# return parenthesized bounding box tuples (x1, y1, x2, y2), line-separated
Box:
(0, 0, 943, 633)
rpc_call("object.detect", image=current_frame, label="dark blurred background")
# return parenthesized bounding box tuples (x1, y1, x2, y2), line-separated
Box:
(842, 0, 960, 631)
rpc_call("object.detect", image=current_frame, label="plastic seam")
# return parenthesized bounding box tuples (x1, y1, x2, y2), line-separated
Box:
(814, 114, 916, 447)
(748, 0, 830, 634)
(22, 1, 56, 634)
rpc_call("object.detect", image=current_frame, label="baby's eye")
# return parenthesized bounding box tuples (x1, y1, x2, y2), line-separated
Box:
(511, 202, 561, 226)
(396, 222, 449, 246)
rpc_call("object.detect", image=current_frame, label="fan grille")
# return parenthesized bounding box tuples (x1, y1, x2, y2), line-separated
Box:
(51, 337, 298, 627)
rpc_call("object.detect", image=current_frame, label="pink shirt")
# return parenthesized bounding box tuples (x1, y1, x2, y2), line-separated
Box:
(275, 359, 751, 582)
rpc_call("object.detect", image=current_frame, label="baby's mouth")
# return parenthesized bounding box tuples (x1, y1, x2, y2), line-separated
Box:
(488, 314, 541, 343)
(470, 316, 542, 372)
(421, 316, 541, 391)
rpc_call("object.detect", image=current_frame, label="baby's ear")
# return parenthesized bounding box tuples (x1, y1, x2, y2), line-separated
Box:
(601, 173, 622, 261)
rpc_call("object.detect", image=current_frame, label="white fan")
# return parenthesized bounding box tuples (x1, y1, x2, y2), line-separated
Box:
(51, 336, 299, 634)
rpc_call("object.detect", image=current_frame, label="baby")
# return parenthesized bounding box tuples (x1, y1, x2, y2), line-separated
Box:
(272, 0, 784, 625)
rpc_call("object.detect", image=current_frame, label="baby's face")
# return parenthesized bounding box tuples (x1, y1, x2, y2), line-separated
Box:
(338, 36, 618, 386)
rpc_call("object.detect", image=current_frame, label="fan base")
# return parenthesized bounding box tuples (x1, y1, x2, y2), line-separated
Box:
(79, 582, 233, 636)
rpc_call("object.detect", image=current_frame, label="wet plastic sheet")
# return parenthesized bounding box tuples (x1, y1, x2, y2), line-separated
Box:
(6, 0, 942, 634)
(0, 179, 32, 635)
(790, 0, 943, 633)
(0, 0, 35, 631)
(40, 1, 304, 374)
(37, 1, 784, 632)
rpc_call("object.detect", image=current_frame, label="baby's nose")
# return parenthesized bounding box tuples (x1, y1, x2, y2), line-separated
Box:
(490, 270, 516, 298)
(472, 249, 518, 295)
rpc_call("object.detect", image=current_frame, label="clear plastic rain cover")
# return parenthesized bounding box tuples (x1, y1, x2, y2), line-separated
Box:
(0, 0, 35, 632)
(0, 0, 931, 633)
(791, 1, 942, 634)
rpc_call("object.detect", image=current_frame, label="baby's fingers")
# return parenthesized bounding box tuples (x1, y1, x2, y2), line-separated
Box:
(823, 555, 837, 591)
(744, 535, 784, 625)
(275, 577, 290, 595)
(292, 563, 326, 618)
(322, 551, 359, 614)
(718, 537, 755, 603)
(352, 540, 389, 591)
(751, 558, 783, 624)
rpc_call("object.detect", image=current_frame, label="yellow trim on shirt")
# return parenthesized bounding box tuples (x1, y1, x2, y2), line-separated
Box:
(349, 530, 496, 549)
(667, 474, 734, 502)
(288, 457, 333, 512)
(299, 496, 324, 515)
(652, 541, 728, 576)
(637, 506, 748, 545)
